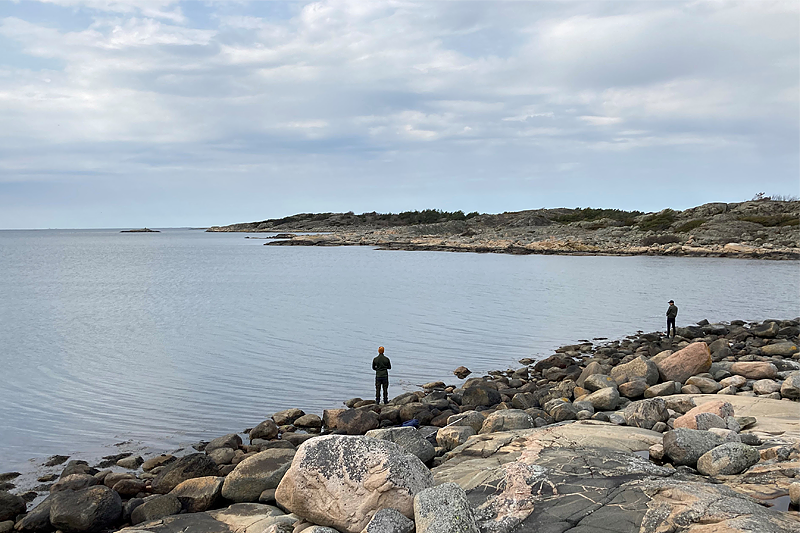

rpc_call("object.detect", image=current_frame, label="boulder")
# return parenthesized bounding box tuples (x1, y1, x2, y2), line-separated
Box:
(581, 387, 619, 411)
(790, 482, 800, 509)
(752, 379, 781, 395)
(413, 483, 479, 533)
(662, 428, 724, 467)
(0, 492, 25, 522)
(510, 393, 538, 410)
(582, 374, 617, 392)
(60, 461, 97, 479)
(683, 377, 721, 394)
(644, 382, 681, 398)
(205, 434, 243, 454)
(696, 442, 760, 476)
(623, 398, 669, 430)
(461, 387, 501, 407)
(576, 362, 604, 388)
(13, 496, 51, 532)
(294, 415, 322, 429)
(273, 409, 305, 426)
(274, 435, 433, 533)
(719, 375, 747, 388)
(618, 379, 648, 399)
(751, 322, 779, 338)
(142, 455, 175, 472)
(362, 508, 414, 533)
(611, 356, 659, 386)
(250, 420, 279, 441)
(674, 412, 727, 431)
(656, 342, 711, 383)
(479, 410, 535, 434)
(453, 366, 472, 380)
(111, 479, 147, 497)
(130, 495, 181, 525)
(761, 342, 798, 356)
(151, 453, 219, 494)
(209, 448, 236, 465)
(49, 486, 122, 533)
(324, 409, 380, 435)
(781, 372, 800, 399)
(364, 427, 435, 463)
(550, 402, 578, 422)
(673, 400, 734, 430)
(51, 474, 97, 493)
(663, 397, 697, 414)
(207, 503, 288, 532)
(436, 426, 475, 451)
(729, 362, 778, 380)
(221, 449, 296, 503)
(170, 476, 224, 513)
(117, 456, 143, 470)
(103, 472, 134, 489)
(446, 412, 485, 433)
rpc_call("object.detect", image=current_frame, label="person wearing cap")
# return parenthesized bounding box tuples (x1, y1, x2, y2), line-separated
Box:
(666, 300, 678, 338)
(372, 346, 392, 404)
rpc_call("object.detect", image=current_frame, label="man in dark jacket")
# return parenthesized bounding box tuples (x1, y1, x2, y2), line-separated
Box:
(372, 346, 391, 404)
(666, 300, 678, 338)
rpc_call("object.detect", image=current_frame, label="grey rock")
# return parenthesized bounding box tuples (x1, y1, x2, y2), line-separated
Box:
(221, 449, 296, 503)
(610, 356, 659, 386)
(752, 379, 781, 395)
(575, 361, 604, 388)
(103, 472, 134, 489)
(60, 461, 97, 479)
(694, 413, 727, 431)
(550, 402, 578, 422)
(209, 448, 236, 465)
(273, 409, 305, 426)
(663, 428, 724, 467)
(618, 379, 648, 398)
(781, 372, 800, 399)
(461, 387, 501, 407)
(251, 420, 280, 441)
(0, 521, 13, 533)
(169, 476, 224, 513)
(696, 442, 760, 476)
(446, 411, 485, 433)
(751, 321, 779, 338)
(582, 387, 619, 411)
(623, 398, 669, 430)
(14, 496, 51, 532)
(644, 381, 681, 398)
(413, 482, 479, 533)
(130, 495, 181, 525)
(142, 455, 175, 472)
(362, 508, 414, 533)
(50, 486, 122, 533)
(51, 474, 97, 493)
(582, 374, 617, 392)
(116, 456, 143, 470)
(707, 428, 740, 443)
(684, 376, 722, 394)
(111, 478, 147, 497)
(436, 426, 476, 452)
(365, 427, 435, 463)
(790, 482, 800, 508)
(122, 498, 143, 523)
(510, 393, 538, 410)
(479, 410, 535, 433)
(294, 415, 322, 429)
(151, 453, 219, 494)
(0, 491, 26, 522)
(205, 433, 243, 453)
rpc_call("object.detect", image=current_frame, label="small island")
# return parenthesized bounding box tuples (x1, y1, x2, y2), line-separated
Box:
(120, 228, 160, 233)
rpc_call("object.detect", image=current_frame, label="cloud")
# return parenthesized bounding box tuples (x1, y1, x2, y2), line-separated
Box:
(0, 0, 797, 227)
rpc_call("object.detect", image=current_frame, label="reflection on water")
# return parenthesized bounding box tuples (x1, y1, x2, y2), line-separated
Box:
(0, 228, 798, 469)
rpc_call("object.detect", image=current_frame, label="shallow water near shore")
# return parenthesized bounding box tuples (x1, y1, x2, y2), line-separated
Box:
(1, 228, 798, 471)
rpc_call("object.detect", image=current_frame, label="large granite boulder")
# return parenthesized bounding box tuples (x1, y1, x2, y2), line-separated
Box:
(611, 356, 659, 386)
(696, 442, 760, 476)
(365, 427, 435, 463)
(323, 409, 380, 435)
(656, 342, 711, 383)
(662, 428, 724, 467)
(436, 426, 475, 452)
(151, 454, 219, 494)
(0, 492, 26, 522)
(169, 476, 224, 513)
(221, 449, 296, 503)
(673, 400, 734, 429)
(729, 362, 778, 379)
(413, 483, 479, 533)
(49, 486, 122, 533)
(461, 387, 501, 407)
(479, 410, 535, 434)
(623, 398, 669, 430)
(274, 435, 433, 533)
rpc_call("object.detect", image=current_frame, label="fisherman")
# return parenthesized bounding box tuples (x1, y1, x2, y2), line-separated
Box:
(372, 346, 391, 404)
(666, 300, 678, 338)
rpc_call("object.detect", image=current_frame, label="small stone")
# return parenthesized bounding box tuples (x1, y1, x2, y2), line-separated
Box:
(649, 443, 665, 461)
(644, 381, 681, 398)
(453, 366, 472, 379)
(684, 376, 722, 394)
(720, 375, 747, 388)
(789, 482, 800, 508)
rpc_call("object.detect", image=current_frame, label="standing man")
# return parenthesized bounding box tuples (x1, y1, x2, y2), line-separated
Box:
(372, 346, 391, 404)
(666, 300, 678, 338)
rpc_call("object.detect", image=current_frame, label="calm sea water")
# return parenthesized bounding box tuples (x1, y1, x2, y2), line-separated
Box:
(1, 229, 798, 471)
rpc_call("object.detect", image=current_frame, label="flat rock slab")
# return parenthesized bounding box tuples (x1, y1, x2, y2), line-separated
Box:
(432, 422, 799, 533)
(686, 394, 800, 442)
(117, 512, 232, 533)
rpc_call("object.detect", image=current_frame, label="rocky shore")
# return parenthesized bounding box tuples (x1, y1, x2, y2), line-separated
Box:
(208, 200, 800, 259)
(2, 318, 799, 533)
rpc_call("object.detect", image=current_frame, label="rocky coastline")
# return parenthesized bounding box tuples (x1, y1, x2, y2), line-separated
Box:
(2, 317, 800, 533)
(208, 200, 800, 260)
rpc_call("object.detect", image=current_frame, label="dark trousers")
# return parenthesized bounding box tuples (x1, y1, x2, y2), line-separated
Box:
(667, 317, 676, 337)
(375, 376, 389, 404)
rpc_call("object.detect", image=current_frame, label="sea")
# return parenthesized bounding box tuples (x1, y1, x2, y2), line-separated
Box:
(1, 228, 798, 473)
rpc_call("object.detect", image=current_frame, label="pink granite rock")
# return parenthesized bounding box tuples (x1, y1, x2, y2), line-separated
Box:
(729, 362, 778, 380)
(656, 342, 712, 383)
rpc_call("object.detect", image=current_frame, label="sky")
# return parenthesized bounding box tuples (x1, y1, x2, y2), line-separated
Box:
(0, 0, 798, 229)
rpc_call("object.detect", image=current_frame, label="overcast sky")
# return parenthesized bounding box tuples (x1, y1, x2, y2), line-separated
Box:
(0, 0, 797, 228)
